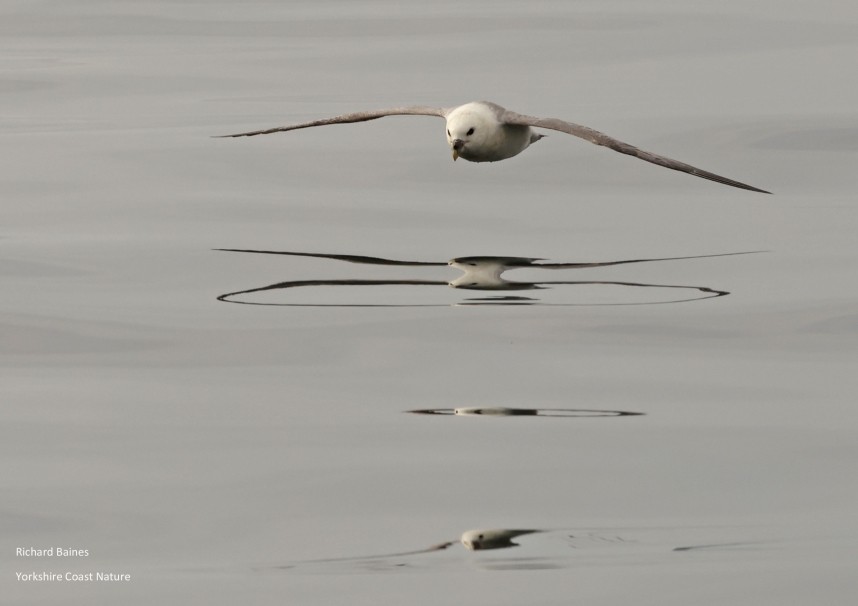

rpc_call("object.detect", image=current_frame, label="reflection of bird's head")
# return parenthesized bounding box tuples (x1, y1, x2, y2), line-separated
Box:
(445, 103, 497, 161)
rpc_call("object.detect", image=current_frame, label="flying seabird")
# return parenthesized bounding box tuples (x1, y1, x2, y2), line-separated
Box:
(217, 101, 770, 193)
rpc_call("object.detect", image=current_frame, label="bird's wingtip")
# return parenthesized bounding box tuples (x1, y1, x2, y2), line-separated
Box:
(749, 186, 773, 194)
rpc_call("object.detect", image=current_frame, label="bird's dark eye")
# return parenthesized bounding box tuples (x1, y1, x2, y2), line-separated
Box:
(466, 127, 475, 136)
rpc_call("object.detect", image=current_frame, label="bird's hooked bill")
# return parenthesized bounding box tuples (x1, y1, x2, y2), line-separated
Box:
(452, 139, 464, 161)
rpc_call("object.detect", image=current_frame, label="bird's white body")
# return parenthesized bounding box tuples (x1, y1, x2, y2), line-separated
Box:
(445, 102, 540, 162)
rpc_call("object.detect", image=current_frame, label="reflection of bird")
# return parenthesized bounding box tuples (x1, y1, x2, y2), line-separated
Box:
(453, 407, 537, 416)
(217, 101, 769, 192)
(460, 529, 541, 551)
(214, 249, 756, 305)
(448, 257, 541, 289)
(265, 527, 767, 574)
(274, 528, 539, 570)
(410, 407, 644, 417)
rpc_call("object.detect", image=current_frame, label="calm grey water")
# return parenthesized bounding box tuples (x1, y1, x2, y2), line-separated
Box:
(3, 1, 857, 604)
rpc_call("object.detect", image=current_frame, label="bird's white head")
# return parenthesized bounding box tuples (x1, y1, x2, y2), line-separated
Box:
(445, 102, 499, 161)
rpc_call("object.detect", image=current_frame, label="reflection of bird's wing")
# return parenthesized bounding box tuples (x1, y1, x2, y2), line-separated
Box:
(334, 539, 458, 560)
(279, 540, 458, 568)
(216, 279, 447, 304)
(216, 106, 448, 137)
(499, 110, 770, 193)
(533, 280, 729, 303)
(450, 256, 544, 267)
(499, 529, 541, 541)
(215, 248, 445, 266)
(534, 250, 765, 269)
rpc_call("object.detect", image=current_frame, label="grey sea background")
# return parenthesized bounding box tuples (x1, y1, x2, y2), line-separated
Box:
(3, 1, 857, 604)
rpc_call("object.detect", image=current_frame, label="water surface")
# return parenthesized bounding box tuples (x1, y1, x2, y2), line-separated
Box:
(2, 1, 857, 604)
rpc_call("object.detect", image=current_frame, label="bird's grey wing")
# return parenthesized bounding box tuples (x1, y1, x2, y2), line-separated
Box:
(500, 110, 770, 193)
(216, 106, 447, 138)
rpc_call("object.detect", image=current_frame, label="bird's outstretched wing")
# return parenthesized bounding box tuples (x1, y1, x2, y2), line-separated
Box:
(215, 106, 447, 138)
(500, 110, 770, 193)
